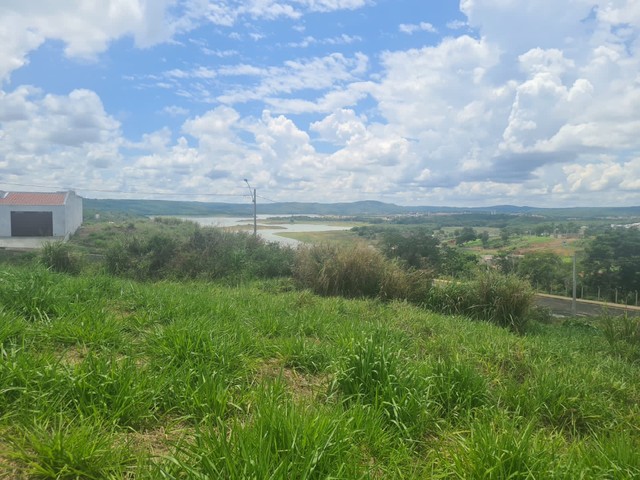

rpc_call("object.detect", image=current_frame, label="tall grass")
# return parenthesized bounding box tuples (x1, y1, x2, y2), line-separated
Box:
(105, 223, 294, 282)
(448, 415, 553, 479)
(599, 313, 640, 361)
(158, 383, 360, 479)
(4, 416, 136, 479)
(40, 241, 83, 275)
(427, 271, 534, 332)
(0, 267, 64, 321)
(334, 333, 430, 438)
(293, 242, 430, 301)
(1, 264, 639, 478)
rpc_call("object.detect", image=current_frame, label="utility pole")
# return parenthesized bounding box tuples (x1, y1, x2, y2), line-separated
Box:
(244, 179, 257, 236)
(571, 252, 577, 316)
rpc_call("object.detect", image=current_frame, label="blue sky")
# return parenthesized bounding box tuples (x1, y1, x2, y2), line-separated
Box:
(1, 1, 639, 207)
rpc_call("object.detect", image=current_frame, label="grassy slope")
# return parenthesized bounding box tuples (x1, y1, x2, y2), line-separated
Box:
(1, 266, 639, 478)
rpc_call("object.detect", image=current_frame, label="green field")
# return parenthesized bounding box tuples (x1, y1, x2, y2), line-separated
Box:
(1, 264, 639, 478)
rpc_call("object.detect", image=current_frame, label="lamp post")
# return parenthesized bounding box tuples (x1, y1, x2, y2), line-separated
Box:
(244, 179, 257, 236)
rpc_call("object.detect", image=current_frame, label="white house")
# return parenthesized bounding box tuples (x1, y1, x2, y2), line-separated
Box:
(0, 191, 83, 239)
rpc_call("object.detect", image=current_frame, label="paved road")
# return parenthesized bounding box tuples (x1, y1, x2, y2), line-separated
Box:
(535, 293, 640, 317)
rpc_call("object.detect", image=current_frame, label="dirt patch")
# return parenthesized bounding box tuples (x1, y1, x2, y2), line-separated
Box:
(127, 423, 193, 460)
(514, 237, 580, 256)
(0, 432, 25, 479)
(255, 358, 330, 402)
(56, 344, 90, 365)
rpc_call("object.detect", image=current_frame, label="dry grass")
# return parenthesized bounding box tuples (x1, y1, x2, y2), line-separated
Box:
(254, 358, 330, 403)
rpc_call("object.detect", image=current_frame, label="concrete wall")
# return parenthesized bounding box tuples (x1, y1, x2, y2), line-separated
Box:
(64, 191, 83, 237)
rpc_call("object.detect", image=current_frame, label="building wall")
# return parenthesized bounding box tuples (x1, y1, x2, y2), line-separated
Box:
(0, 208, 10, 236)
(64, 192, 83, 237)
(0, 192, 83, 237)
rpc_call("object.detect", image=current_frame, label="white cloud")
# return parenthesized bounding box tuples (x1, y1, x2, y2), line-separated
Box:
(0, 1, 177, 81)
(217, 52, 369, 104)
(399, 22, 437, 35)
(3, 0, 640, 206)
(162, 105, 190, 116)
(295, 0, 369, 12)
(287, 33, 361, 48)
(0, 86, 124, 191)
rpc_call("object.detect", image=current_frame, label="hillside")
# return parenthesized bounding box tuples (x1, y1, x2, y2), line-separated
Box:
(1, 265, 638, 477)
(83, 197, 640, 219)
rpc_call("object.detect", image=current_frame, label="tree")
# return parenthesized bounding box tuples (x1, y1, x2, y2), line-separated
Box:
(479, 231, 490, 248)
(440, 246, 478, 278)
(494, 251, 520, 275)
(582, 228, 640, 295)
(517, 252, 566, 292)
(500, 227, 510, 245)
(379, 227, 440, 269)
(455, 227, 477, 245)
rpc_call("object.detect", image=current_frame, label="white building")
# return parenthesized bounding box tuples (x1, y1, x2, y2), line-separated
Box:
(0, 191, 83, 239)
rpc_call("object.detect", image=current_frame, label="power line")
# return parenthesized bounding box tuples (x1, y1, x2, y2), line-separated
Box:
(256, 194, 279, 203)
(0, 181, 246, 198)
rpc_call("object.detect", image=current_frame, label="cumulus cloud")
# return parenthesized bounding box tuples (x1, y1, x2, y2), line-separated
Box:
(0, 86, 124, 191)
(3, 0, 640, 206)
(399, 22, 437, 35)
(0, 1, 177, 82)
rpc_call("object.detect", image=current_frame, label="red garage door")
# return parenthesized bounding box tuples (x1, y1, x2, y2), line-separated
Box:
(10, 211, 54, 236)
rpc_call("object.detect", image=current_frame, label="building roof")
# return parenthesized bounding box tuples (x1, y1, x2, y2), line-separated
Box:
(0, 192, 68, 206)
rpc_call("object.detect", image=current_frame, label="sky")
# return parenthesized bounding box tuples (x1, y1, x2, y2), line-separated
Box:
(0, 0, 639, 207)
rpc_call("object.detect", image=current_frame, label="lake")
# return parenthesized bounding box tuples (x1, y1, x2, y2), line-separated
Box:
(175, 215, 351, 246)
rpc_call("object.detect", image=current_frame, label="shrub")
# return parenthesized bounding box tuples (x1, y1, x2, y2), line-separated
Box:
(599, 313, 640, 361)
(293, 242, 423, 300)
(105, 224, 294, 282)
(40, 241, 82, 275)
(426, 271, 534, 332)
(470, 271, 534, 332)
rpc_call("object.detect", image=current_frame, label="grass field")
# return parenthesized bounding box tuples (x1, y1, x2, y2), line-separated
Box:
(1, 265, 639, 478)
(464, 235, 584, 258)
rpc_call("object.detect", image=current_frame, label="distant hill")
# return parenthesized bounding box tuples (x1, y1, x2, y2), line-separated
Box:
(83, 198, 640, 219)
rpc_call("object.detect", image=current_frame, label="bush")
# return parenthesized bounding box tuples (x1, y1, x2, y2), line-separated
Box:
(426, 271, 534, 332)
(599, 313, 640, 361)
(40, 241, 82, 275)
(293, 243, 422, 300)
(104, 224, 294, 282)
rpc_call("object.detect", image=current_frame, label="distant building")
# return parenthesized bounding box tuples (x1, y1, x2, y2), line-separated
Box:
(0, 191, 83, 238)
(611, 222, 640, 230)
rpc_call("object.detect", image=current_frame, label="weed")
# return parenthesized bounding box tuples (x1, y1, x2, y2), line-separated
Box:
(158, 382, 360, 479)
(4, 416, 136, 479)
(449, 415, 554, 479)
(599, 313, 640, 361)
(40, 241, 83, 275)
(427, 357, 488, 419)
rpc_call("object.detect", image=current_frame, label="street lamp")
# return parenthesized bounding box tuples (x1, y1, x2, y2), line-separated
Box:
(244, 179, 257, 236)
